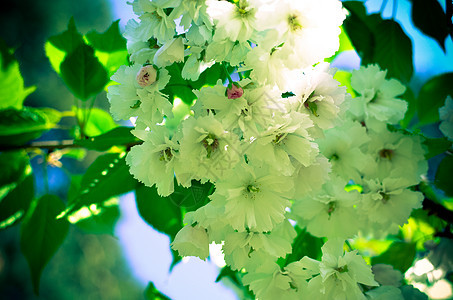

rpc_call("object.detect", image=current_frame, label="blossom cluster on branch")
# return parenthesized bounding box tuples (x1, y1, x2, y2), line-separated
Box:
(107, 0, 428, 299)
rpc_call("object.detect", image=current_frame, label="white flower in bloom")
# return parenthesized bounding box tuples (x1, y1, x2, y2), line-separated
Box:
(186, 23, 213, 46)
(246, 111, 318, 176)
(439, 96, 453, 140)
(359, 175, 424, 235)
(131, 0, 180, 44)
(171, 223, 210, 260)
(317, 120, 371, 181)
(181, 47, 215, 81)
(126, 126, 179, 196)
(222, 219, 296, 271)
(207, 0, 260, 43)
(255, 0, 345, 69)
(292, 177, 362, 239)
(293, 155, 331, 196)
(307, 238, 378, 299)
(210, 162, 293, 232)
(108, 64, 172, 127)
(365, 127, 427, 186)
(178, 115, 241, 183)
(349, 64, 407, 126)
(124, 19, 158, 65)
(288, 63, 347, 136)
(153, 36, 185, 67)
(170, 0, 213, 31)
(242, 253, 318, 300)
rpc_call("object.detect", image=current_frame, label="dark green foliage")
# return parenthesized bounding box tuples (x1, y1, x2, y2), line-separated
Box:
(144, 282, 171, 300)
(20, 194, 70, 294)
(371, 241, 416, 273)
(75, 126, 139, 151)
(47, 17, 85, 55)
(0, 175, 34, 230)
(435, 155, 453, 197)
(417, 72, 453, 124)
(85, 20, 127, 53)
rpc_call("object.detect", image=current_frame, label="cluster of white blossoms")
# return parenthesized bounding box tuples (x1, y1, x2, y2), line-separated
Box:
(108, 0, 428, 299)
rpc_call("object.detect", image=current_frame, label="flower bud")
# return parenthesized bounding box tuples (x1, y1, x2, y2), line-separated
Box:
(136, 65, 157, 87)
(227, 84, 244, 99)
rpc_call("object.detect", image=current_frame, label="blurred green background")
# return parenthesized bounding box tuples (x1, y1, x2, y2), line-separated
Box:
(0, 1, 144, 299)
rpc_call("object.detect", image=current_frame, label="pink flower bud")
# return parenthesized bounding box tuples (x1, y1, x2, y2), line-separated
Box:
(136, 65, 157, 87)
(227, 84, 244, 99)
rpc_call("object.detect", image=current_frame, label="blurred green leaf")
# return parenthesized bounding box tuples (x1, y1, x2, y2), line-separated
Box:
(0, 107, 61, 146)
(435, 155, 453, 197)
(47, 17, 84, 55)
(170, 180, 214, 213)
(0, 54, 35, 109)
(423, 137, 452, 159)
(144, 282, 171, 300)
(45, 41, 66, 74)
(85, 20, 127, 53)
(373, 20, 413, 82)
(73, 106, 118, 137)
(333, 70, 356, 97)
(75, 126, 138, 151)
(0, 175, 34, 230)
(72, 198, 120, 235)
(400, 87, 416, 128)
(60, 44, 108, 101)
(135, 184, 183, 239)
(0, 150, 30, 193)
(411, 0, 449, 51)
(95, 49, 129, 77)
(417, 72, 453, 124)
(282, 226, 323, 267)
(65, 152, 137, 216)
(371, 241, 416, 273)
(20, 194, 69, 295)
(0, 38, 15, 70)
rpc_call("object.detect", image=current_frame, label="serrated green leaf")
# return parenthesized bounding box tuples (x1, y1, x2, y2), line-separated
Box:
(20, 194, 69, 295)
(373, 20, 413, 82)
(60, 44, 109, 101)
(371, 241, 416, 273)
(85, 20, 127, 53)
(435, 155, 453, 197)
(144, 282, 171, 300)
(417, 73, 453, 124)
(412, 0, 449, 51)
(47, 17, 84, 55)
(0, 54, 35, 109)
(75, 126, 138, 151)
(0, 175, 34, 230)
(423, 137, 452, 159)
(65, 152, 137, 216)
(0, 107, 61, 146)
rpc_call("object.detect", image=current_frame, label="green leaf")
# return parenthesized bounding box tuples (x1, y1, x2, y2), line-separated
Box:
(373, 20, 413, 82)
(72, 198, 120, 235)
(417, 73, 453, 124)
(73, 106, 118, 137)
(435, 155, 453, 197)
(282, 226, 323, 267)
(0, 175, 34, 230)
(0, 107, 61, 146)
(20, 194, 69, 295)
(135, 184, 183, 239)
(169, 180, 214, 212)
(45, 41, 66, 74)
(65, 152, 137, 216)
(144, 282, 171, 300)
(0, 150, 30, 193)
(423, 137, 452, 159)
(342, 2, 382, 64)
(400, 87, 416, 128)
(371, 241, 416, 273)
(85, 20, 127, 53)
(0, 54, 36, 109)
(95, 49, 129, 77)
(75, 126, 139, 151)
(60, 44, 109, 101)
(333, 70, 356, 97)
(47, 17, 84, 55)
(411, 0, 449, 51)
